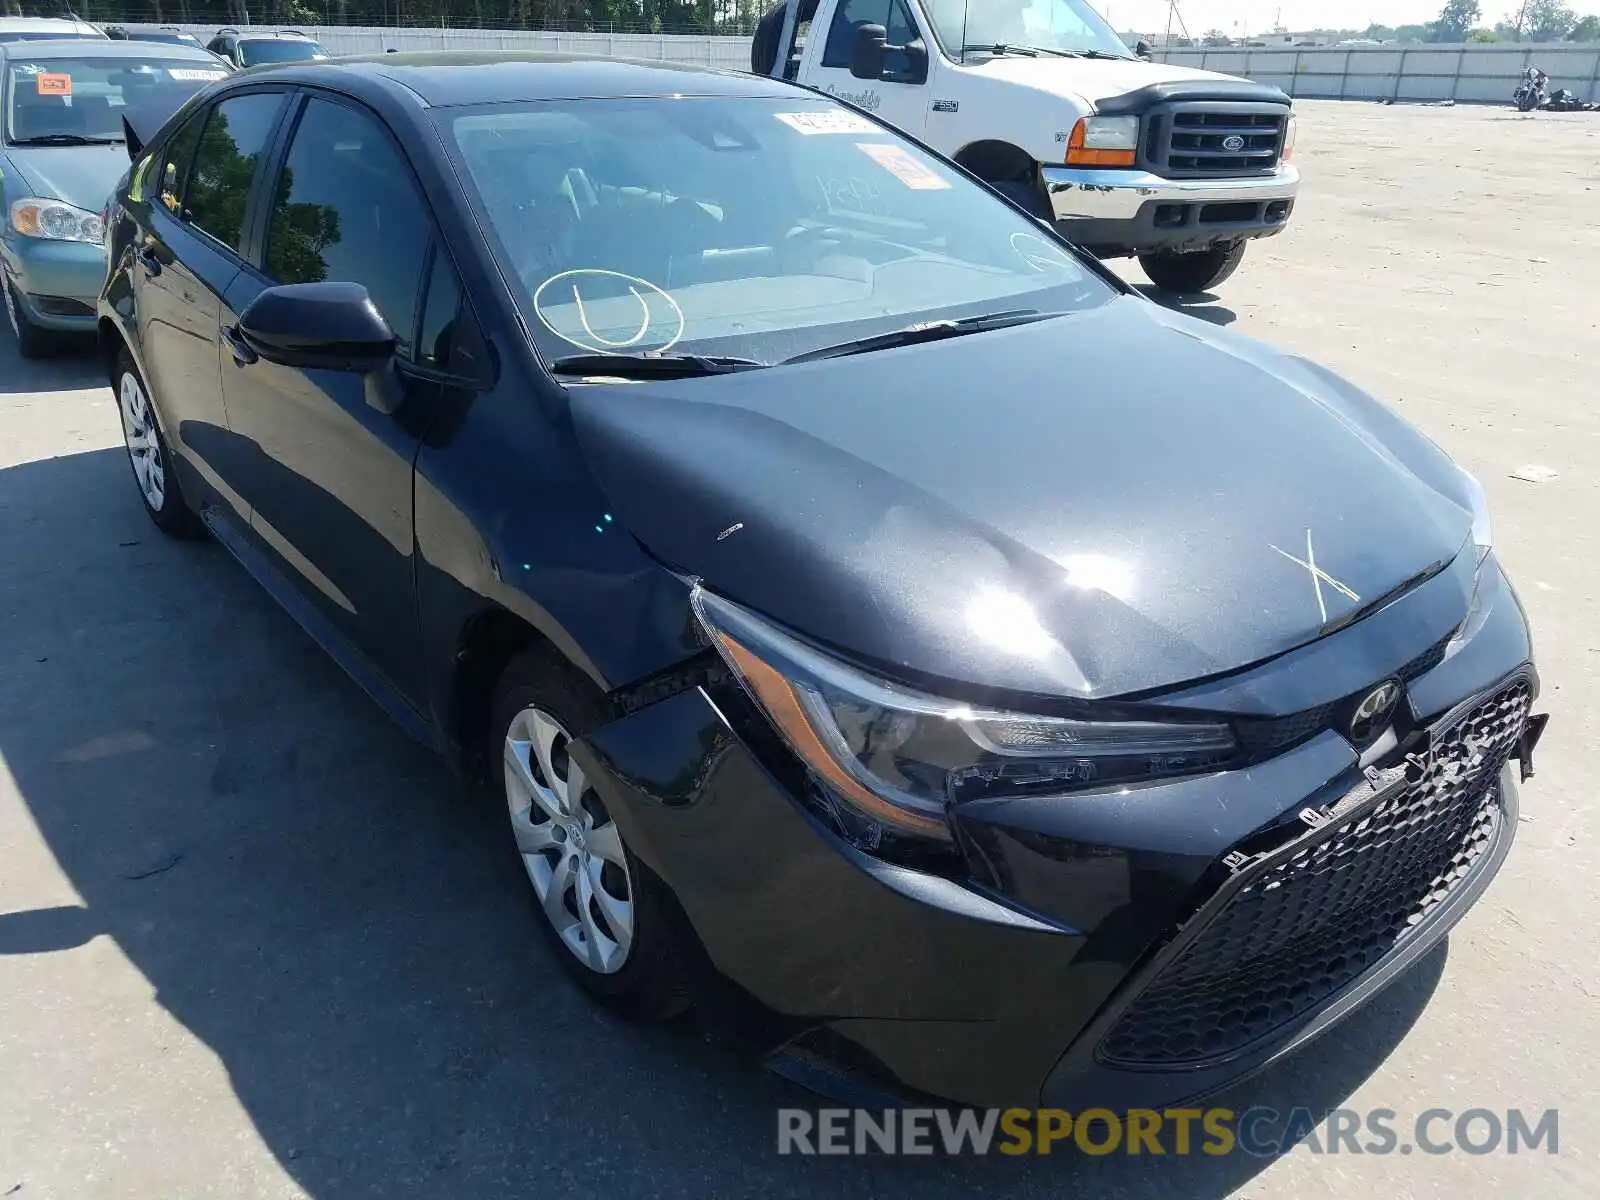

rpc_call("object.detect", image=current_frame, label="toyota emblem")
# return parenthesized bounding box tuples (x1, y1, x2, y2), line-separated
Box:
(1221, 134, 1247, 152)
(1349, 680, 1403, 743)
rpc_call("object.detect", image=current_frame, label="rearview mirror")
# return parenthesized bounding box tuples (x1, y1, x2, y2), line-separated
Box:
(238, 282, 395, 374)
(850, 23, 888, 80)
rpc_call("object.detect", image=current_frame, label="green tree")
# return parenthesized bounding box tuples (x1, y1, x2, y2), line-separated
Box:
(1468, 26, 1499, 40)
(1430, 0, 1481, 41)
(1364, 23, 1397, 40)
(1571, 14, 1600, 39)
(1202, 28, 1231, 46)
(1526, 0, 1577, 39)
(1394, 23, 1431, 41)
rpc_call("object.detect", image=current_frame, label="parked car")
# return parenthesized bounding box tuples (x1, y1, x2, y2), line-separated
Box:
(98, 52, 1546, 1111)
(203, 27, 328, 69)
(752, 0, 1300, 294)
(104, 24, 211, 53)
(0, 15, 107, 43)
(0, 39, 228, 355)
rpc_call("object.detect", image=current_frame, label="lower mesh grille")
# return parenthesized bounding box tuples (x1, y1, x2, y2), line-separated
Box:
(1099, 678, 1532, 1067)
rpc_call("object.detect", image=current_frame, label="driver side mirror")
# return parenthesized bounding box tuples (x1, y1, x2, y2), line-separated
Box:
(1136, 40, 1153, 59)
(849, 23, 888, 80)
(238, 282, 396, 374)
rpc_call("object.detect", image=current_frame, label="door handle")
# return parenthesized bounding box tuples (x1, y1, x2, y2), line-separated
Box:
(135, 246, 162, 277)
(222, 325, 258, 367)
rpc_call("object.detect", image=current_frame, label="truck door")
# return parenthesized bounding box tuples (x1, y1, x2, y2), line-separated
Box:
(802, 0, 933, 141)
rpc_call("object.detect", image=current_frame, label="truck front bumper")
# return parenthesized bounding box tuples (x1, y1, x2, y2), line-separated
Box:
(1041, 164, 1301, 257)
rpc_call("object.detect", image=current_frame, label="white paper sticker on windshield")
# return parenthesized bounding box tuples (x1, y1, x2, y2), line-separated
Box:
(854, 142, 950, 190)
(775, 110, 878, 136)
(168, 68, 227, 81)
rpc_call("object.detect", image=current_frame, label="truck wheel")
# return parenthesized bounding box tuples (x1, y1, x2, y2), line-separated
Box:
(1138, 242, 1249, 295)
(991, 179, 1052, 221)
(751, 0, 819, 75)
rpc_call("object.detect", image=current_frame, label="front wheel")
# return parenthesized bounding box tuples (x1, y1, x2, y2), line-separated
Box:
(1138, 242, 1249, 295)
(492, 647, 693, 1020)
(3, 273, 57, 359)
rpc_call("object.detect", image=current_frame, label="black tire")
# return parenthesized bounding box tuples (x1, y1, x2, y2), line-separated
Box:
(751, 0, 818, 75)
(1516, 90, 1539, 113)
(3, 273, 59, 359)
(990, 178, 1052, 220)
(1138, 242, 1249, 295)
(490, 646, 693, 1020)
(114, 347, 206, 539)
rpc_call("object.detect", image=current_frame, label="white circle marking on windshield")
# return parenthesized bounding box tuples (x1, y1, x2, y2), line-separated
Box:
(532, 269, 686, 355)
(1010, 232, 1079, 274)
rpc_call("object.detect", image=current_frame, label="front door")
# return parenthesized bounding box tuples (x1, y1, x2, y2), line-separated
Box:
(804, 0, 933, 140)
(134, 91, 287, 521)
(219, 93, 442, 706)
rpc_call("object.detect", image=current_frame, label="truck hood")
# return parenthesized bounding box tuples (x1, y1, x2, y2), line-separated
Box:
(0, 142, 128, 213)
(570, 298, 1475, 702)
(961, 55, 1249, 106)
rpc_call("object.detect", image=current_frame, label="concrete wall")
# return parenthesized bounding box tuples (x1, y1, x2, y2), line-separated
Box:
(169, 26, 1600, 105)
(1155, 42, 1600, 105)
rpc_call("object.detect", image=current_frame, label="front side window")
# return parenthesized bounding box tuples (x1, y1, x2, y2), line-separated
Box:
(444, 97, 1112, 368)
(1, 53, 228, 144)
(264, 97, 431, 359)
(183, 91, 285, 251)
(237, 40, 328, 67)
(923, 0, 1135, 59)
(821, 0, 921, 67)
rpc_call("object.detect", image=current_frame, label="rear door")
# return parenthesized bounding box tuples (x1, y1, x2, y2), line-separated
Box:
(219, 92, 444, 706)
(134, 88, 289, 520)
(803, 0, 932, 139)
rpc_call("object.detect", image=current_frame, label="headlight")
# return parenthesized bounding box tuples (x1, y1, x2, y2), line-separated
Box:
(1457, 465, 1493, 562)
(10, 198, 104, 244)
(1067, 116, 1140, 167)
(694, 589, 1236, 849)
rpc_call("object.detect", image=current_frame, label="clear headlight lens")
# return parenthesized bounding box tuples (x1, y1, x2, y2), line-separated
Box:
(694, 589, 1237, 847)
(1457, 465, 1493, 562)
(1066, 116, 1140, 167)
(10, 198, 104, 244)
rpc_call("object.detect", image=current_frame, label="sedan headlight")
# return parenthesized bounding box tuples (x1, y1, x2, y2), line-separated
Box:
(1067, 115, 1140, 167)
(10, 198, 104, 244)
(694, 589, 1236, 848)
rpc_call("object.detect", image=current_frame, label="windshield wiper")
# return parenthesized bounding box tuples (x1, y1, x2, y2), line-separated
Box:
(783, 310, 1060, 365)
(548, 351, 764, 380)
(962, 43, 1038, 57)
(1076, 49, 1137, 60)
(8, 133, 123, 146)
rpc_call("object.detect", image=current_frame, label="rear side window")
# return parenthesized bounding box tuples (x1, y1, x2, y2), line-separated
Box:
(263, 97, 432, 360)
(183, 92, 285, 252)
(156, 113, 203, 216)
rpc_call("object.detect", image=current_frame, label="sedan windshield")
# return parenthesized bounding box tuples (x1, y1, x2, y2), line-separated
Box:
(444, 97, 1115, 368)
(2, 55, 226, 143)
(925, 0, 1135, 59)
(237, 40, 327, 66)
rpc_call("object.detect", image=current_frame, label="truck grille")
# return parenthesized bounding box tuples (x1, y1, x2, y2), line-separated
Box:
(1098, 677, 1532, 1068)
(1143, 104, 1288, 178)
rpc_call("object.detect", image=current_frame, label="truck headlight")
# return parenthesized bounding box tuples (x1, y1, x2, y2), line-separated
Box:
(694, 588, 1236, 848)
(1067, 116, 1140, 167)
(10, 198, 104, 244)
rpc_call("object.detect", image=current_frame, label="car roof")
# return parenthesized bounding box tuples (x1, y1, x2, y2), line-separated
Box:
(0, 17, 105, 34)
(239, 51, 802, 108)
(0, 37, 221, 62)
(233, 29, 319, 41)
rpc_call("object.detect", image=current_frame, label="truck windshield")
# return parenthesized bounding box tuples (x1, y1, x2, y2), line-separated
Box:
(444, 96, 1116, 369)
(925, 0, 1134, 60)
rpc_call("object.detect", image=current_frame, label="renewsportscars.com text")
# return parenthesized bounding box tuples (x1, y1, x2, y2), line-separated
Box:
(776, 1107, 1559, 1157)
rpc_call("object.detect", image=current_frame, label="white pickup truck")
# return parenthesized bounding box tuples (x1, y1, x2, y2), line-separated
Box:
(753, 0, 1300, 294)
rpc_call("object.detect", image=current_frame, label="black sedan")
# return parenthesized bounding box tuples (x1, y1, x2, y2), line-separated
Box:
(97, 53, 1547, 1110)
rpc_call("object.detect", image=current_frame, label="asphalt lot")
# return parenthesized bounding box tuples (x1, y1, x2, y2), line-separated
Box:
(2, 99, 1597, 1198)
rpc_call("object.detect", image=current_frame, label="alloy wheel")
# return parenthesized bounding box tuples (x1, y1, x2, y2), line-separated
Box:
(503, 705, 634, 974)
(118, 370, 166, 511)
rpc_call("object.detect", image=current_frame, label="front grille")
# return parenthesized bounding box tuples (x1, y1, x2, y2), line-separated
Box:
(1099, 678, 1532, 1067)
(1144, 105, 1287, 178)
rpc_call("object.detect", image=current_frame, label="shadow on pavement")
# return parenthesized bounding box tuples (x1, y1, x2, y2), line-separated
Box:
(0, 328, 104, 394)
(0, 447, 1444, 1198)
(1138, 286, 1240, 327)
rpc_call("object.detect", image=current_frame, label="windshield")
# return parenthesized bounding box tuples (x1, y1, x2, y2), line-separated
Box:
(237, 40, 327, 66)
(444, 97, 1115, 369)
(925, 0, 1133, 58)
(2, 55, 227, 143)
(127, 32, 206, 49)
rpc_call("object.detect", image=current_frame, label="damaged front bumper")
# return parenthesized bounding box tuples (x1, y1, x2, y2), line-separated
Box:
(568, 554, 1544, 1110)
(1041, 164, 1301, 256)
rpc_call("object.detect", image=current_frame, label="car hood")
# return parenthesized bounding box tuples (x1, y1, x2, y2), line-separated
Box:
(0, 142, 128, 212)
(962, 55, 1249, 105)
(570, 297, 1475, 701)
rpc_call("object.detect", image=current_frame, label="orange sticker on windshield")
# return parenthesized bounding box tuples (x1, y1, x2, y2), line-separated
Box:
(36, 73, 72, 96)
(854, 142, 950, 190)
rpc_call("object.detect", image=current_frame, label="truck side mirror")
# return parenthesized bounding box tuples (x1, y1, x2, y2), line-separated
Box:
(850, 23, 888, 80)
(1136, 40, 1153, 60)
